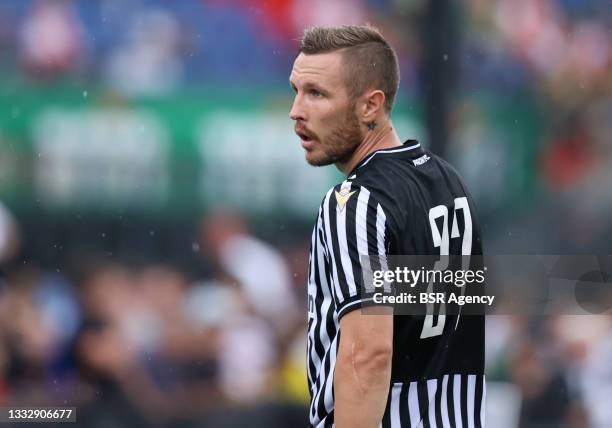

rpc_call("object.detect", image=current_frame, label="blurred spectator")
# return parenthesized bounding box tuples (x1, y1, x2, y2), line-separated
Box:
(581, 316, 612, 428)
(551, 315, 612, 428)
(541, 111, 595, 190)
(200, 210, 298, 335)
(510, 338, 572, 428)
(290, 0, 366, 29)
(19, 0, 86, 80)
(104, 7, 183, 96)
(0, 264, 80, 407)
(197, 210, 300, 403)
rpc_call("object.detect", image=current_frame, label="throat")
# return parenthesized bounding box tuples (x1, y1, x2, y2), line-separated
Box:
(337, 124, 402, 175)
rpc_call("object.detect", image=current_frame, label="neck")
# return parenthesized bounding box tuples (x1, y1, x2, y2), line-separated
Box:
(336, 120, 402, 175)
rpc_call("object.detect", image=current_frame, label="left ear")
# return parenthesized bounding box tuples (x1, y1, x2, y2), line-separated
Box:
(359, 89, 386, 123)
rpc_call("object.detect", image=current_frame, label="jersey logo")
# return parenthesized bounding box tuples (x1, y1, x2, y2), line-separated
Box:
(335, 188, 356, 211)
(413, 154, 430, 166)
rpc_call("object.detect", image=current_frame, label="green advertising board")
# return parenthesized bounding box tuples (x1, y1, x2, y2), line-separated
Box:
(0, 84, 539, 220)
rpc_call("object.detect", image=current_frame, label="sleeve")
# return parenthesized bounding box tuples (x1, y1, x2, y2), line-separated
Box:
(320, 181, 397, 319)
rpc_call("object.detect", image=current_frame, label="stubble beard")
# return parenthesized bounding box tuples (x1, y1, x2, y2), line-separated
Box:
(306, 106, 364, 167)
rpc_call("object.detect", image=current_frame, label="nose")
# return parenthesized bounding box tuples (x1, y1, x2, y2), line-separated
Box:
(289, 94, 305, 121)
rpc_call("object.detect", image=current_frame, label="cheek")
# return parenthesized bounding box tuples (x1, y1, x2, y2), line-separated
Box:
(321, 108, 351, 135)
(316, 103, 345, 127)
(304, 107, 331, 136)
(309, 101, 334, 121)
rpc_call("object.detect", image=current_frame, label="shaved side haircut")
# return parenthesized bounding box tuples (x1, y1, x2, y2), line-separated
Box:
(299, 25, 400, 113)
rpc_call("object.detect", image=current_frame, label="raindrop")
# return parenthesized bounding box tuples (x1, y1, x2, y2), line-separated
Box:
(192, 242, 200, 252)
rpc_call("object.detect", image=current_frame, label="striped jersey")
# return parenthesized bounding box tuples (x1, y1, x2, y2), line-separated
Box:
(306, 140, 485, 427)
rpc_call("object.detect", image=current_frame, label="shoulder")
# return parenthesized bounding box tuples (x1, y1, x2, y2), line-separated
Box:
(350, 159, 410, 222)
(431, 153, 462, 179)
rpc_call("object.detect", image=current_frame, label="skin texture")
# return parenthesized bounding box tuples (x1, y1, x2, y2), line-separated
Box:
(290, 50, 399, 427)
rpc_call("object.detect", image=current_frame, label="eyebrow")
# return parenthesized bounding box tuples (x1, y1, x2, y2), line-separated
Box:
(290, 80, 328, 94)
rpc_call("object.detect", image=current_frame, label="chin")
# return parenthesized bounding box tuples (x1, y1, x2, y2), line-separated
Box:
(305, 150, 334, 167)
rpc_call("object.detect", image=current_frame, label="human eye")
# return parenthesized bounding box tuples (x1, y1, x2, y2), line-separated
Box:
(309, 88, 324, 97)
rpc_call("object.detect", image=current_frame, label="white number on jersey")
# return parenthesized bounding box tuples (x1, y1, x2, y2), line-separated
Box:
(420, 197, 473, 339)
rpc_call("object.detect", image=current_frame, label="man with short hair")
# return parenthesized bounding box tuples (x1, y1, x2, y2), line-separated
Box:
(290, 25, 485, 428)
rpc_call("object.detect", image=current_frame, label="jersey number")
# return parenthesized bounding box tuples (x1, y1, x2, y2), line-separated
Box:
(420, 197, 473, 339)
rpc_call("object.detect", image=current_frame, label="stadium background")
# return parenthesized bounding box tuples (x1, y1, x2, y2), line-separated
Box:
(0, 0, 610, 427)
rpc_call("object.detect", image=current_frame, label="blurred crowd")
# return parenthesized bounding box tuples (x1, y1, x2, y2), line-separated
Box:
(0, 0, 610, 427)
(485, 314, 612, 428)
(453, 0, 611, 254)
(0, 0, 386, 92)
(0, 205, 310, 427)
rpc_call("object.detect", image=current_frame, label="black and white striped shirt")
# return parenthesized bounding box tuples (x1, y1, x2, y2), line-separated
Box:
(306, 141, 485, 427)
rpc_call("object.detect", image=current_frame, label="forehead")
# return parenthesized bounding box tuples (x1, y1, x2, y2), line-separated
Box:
(290, 51, 346, 87)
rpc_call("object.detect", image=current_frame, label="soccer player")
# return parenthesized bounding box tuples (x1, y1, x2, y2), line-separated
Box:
(289, 26, 485, 428)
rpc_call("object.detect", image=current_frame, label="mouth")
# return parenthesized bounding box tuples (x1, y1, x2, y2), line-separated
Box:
(295, 128, 316, 149)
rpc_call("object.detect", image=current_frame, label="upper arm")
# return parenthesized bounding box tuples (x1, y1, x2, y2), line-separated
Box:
(338, 306, 394, 358)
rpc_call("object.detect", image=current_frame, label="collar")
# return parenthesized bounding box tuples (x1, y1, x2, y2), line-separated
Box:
(347, 140, 422, 178)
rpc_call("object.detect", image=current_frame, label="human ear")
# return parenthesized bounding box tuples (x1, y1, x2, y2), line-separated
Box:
(360, 89, 385, 123)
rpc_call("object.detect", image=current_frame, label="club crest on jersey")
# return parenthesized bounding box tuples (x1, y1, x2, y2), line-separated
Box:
(335, 187, 356, 211)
